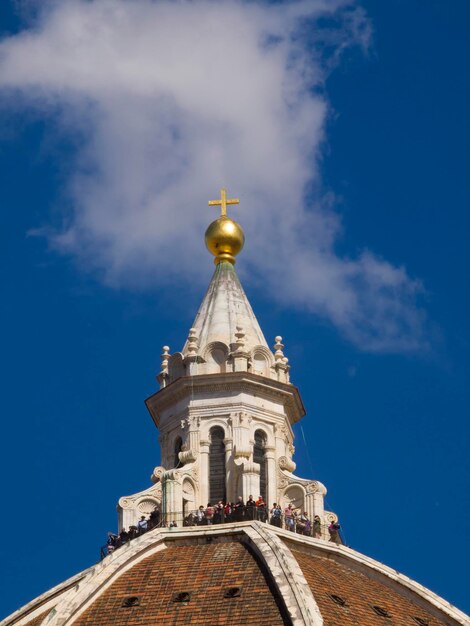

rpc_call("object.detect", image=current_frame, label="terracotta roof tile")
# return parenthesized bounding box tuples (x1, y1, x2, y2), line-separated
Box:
(74, 541, 287, 626)
(292, 549, 448, 626)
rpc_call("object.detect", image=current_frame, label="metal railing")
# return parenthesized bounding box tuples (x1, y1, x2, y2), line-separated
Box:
(101, 509, 344, 559)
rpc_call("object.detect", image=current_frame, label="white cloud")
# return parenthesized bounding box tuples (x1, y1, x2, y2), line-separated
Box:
(0, 0, 426, 351)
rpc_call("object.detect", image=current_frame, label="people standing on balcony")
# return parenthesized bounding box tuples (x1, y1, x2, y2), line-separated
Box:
(298, 512, 311, 536)
(270, 503, 282, 527)
(205, 503, 215, 525)
(313, 515, 322, 539)
(284, 503, 295, 531)
(214, 501, 224, 524)
(233, 496, 245, 521)
(328, 520, 341, 544)
(149, 506, 160, 529)
(107, 531, 118, 553)
(137, 516, 148, 534)
(256, 496, 267, 522)
(196, 505, 206, 525)
(224, 502, 232, 522)
(119, 528, 130, 545)
(246, 495, 256, 520)
(128, 525, 138, 540)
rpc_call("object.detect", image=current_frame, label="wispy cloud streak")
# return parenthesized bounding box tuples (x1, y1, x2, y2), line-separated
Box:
(0, 0, 426, 351)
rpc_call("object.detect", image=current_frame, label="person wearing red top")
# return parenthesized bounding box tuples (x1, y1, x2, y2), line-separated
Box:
(255, 496, 267, 522)
(224, 502, 232, 522)
(205, 503, 214, 525)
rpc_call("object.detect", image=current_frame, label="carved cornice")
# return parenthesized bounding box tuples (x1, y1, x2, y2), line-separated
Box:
(145, 371, 305, 426)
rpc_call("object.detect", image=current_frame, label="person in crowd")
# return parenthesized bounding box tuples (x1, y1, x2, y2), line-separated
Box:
(296, 512, 306, 534)
(328, 520, 341, 545)
(284, 503, 295, 531)
(298, 512, 311, 536)
(107, 531, 118, 553)
(224, 502, 232, 522)
(196, 505, 206, 525)
(119, 528, 130, 545)
(183, 512, 197, 526)
(270, 503, 282, 527)
(128, 525, 138, 540)
(256, 495, 267, 522)
(149, 506, 161, 529)
(233, 496, 245, 521)
(246, 495, 256, 520)
(137, 515, 148, 534)
(214, 500, 224, 524)
(205, 503, 215, 525)
(313, 515, 322, 539)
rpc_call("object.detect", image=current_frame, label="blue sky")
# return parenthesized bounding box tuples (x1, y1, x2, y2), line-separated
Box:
(0, 0, 469, 618)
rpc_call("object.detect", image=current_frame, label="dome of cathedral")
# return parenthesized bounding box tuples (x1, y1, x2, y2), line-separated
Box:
(3, 523, 467, 626)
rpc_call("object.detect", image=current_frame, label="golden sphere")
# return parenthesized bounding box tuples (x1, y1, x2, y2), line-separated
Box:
(205, 216, 245, 264)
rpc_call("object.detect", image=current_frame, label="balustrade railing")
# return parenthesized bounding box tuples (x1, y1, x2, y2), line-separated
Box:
(101, 509, 344, 559)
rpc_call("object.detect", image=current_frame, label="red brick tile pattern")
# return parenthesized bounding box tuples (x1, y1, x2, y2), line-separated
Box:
(292, 549, 448, 626)
(74, 541, 287, 625)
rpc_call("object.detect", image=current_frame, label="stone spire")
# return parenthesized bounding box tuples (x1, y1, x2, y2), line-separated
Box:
(182, 260, 269, 356)
(155, 189, 290, 385)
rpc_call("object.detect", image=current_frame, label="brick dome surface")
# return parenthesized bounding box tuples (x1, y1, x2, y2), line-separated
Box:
(291, 549, 448, 626)
(73, 541, 287, 626)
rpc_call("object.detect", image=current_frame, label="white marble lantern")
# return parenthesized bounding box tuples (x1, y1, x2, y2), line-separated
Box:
(118, 193, 337, 529)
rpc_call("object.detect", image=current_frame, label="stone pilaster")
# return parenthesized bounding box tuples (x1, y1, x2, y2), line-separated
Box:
(241, 460, 260, 500)
(199, 439, 210, 506)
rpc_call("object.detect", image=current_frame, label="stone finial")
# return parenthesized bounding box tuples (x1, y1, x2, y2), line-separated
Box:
(160, 346, 170, 374)
(234, 325, 245, 351)
(187, 328, 199, 356)
(274, 336, 285, 362)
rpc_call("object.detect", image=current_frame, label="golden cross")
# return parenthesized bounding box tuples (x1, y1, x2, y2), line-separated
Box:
(208, 187, 239, 217)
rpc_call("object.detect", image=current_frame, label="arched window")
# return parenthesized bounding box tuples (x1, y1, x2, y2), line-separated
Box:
(209, 427, 226, 503)
(253, 430, 267, 502)
(174, 436, 183, 468)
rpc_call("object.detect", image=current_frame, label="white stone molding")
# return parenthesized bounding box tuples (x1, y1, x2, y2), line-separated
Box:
(243, 523, 323, 626)
(146, 372, 305, 426)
